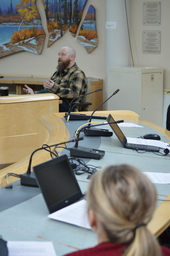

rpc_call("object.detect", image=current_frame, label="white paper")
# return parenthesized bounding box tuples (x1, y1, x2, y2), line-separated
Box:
(8, 241, 57, 256)
(103, 122, 143, 128)
(119, 123, 143, 128)
(127, 137, 169, 149)
(48, 199, 91, 230)
(144, 172, 170, 184)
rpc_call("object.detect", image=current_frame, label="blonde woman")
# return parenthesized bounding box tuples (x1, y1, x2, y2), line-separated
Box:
(64, 164, 170, 256)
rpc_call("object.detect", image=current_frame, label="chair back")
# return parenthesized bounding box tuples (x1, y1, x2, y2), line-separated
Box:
(166, 104, 170, 131)
(80, 80, 91, 111)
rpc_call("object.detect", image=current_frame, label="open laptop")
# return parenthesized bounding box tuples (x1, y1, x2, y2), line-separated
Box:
(107, 114, 160, 152)
(33, 154, 84, 213)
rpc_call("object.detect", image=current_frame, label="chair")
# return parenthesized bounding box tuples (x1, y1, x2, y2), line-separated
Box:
(72, 80, 91, 112)
(166, 104, 170, 131)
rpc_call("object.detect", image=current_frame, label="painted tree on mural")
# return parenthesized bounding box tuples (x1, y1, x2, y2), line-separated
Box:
(73, 0, 80, 24)
(46, 0, 88, 46)
(77, 5, 98, 53)
(9, 0, 13, 14)
(16, 0, 39, 30)
(45, 0, 49, 21)
(0, 0, 45, 58)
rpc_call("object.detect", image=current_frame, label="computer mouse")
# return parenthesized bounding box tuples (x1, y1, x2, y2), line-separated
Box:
(143, 133, 161, 140)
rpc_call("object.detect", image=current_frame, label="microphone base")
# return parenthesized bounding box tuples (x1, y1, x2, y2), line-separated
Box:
(20, 172, 38, 187)
(64, 113, 107, 121)
(84, 128, 113, 137)
(70, 146, 105, 160)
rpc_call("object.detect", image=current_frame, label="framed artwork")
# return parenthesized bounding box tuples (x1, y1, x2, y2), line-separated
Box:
(0, 0, 46, 58)
(77, 4, 98, 53)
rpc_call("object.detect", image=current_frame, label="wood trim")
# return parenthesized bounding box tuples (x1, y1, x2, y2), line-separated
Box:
(148, 194, 170, 236)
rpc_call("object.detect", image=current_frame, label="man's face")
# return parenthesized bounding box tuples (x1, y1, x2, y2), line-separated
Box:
(57, 48, 71, 74)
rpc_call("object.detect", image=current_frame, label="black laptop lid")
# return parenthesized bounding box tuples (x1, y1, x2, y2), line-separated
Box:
(33, 155, 83, 213)
(107, 114, 127, 147)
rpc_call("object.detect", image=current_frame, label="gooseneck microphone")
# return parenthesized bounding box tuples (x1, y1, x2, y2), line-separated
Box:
(84, 89, 120, 136)
(20, 137, 84, 187)
(69, 119, 124, 159)
(64, 88, 107, 121)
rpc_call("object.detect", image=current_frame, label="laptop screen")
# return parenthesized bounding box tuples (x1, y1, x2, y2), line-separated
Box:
(33, 155, 83, 213)
(107, 114, 127, 147)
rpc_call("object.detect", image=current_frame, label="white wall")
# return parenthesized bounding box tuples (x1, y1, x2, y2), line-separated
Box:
(130, 0, 170, 90)
(0, 0, 106, 80)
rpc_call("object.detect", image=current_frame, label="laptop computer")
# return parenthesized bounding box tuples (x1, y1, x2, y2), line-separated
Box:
(33, 154, 84, 213)
(107, 114, 160, 152)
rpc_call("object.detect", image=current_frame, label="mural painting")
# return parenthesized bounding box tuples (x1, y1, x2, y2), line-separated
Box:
(0, 0, 46, 58)
(45, 0, 87, 47)
(77, 5, 98, 53)
(0, 0, 98, 58)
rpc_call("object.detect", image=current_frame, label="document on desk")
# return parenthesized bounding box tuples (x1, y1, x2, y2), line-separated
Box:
(8, 241, 57, 256)
(144, 172, 170, 184)
(48, 199, 91, 229)
(127, 137, 169, 149)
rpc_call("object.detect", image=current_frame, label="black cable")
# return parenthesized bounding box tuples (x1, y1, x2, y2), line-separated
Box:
(133, 148, 170, 156)
(42, 144, 58, 158)
(53, 146, 69, 156)
(68, 157, 101, 179)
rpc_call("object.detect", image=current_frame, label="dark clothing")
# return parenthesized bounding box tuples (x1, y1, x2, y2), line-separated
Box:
(36, 89, 69, 112)
(166, 104, 170, 131)
(64, 242, 170, 256)
(50, 63, 88, 112)
(36, 63, 88, 112)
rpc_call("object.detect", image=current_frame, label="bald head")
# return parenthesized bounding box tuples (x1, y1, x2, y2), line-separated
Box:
(60, 46, 76, 58)
(58, 46, 76, 72)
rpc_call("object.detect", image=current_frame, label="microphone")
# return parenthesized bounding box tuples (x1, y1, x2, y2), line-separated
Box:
(69, 119, 124, 159)
(84, 89, 120, 136)
(64, 88, 107, 121)
(20, 137, 84, 187)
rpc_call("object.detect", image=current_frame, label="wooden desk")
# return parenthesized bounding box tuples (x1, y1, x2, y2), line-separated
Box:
(0, 94, 62, 168)
(0, 76, 103, 111)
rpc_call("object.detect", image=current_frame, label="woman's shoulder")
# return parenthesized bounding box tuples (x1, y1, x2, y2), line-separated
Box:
(63, 242, 124, 256)
(162, 246, 170, 256)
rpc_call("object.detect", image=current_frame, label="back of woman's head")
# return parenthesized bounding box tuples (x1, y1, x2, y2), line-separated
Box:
(86, 164, 161, 256)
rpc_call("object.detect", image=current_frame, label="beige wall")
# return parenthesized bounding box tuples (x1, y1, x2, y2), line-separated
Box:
(0, 0, 106, 81)
(1, 0, 170, 91)
(130, 0, 170, 90)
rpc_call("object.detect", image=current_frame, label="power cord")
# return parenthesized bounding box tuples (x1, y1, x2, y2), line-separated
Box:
(68, 157, 101, 179)
(2, 144, 68, 189)
(134, 148, 169, 156)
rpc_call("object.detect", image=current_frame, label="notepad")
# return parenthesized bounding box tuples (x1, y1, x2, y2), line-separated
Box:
(48, 199, 91, 229)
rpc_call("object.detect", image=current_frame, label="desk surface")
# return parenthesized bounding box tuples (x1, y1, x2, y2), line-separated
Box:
(0, 113, 170, 255)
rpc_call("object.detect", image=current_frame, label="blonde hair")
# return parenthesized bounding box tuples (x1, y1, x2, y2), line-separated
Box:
(86, 165, 161, 256)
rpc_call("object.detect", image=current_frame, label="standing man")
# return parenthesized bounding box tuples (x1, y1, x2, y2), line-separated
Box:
(23, 46, 89, 112)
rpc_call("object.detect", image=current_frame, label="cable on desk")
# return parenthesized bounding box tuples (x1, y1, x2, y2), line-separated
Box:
(68, 157, 101, 179)
(53, 146, 69, 156)
(3, 173, 21, 189)
(42, 144, 58, 158)
(134, 148, 170, 156)
(2, 144, 62, 189)
(74, 121, 102, 137)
